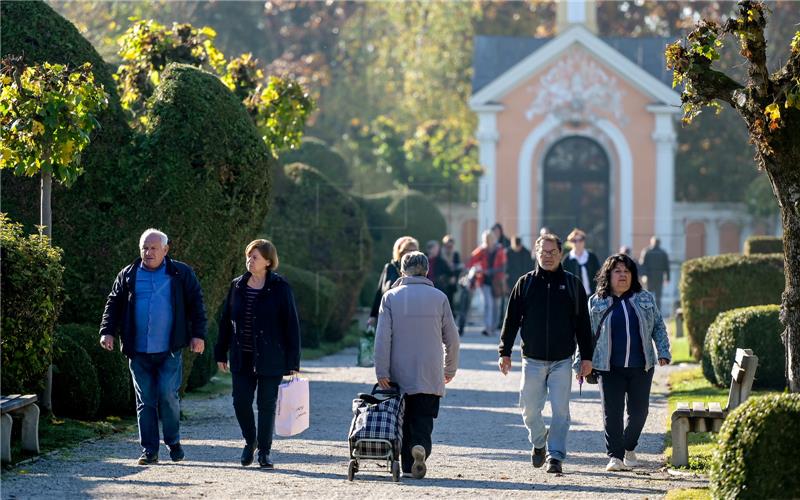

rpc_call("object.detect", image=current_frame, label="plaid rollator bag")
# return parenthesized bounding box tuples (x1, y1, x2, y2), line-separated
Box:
(348, 384, 405, 458)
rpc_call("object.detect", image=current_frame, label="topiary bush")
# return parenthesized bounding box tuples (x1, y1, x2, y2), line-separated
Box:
(279, 137, 350, 187)
(679, 254, 784, 359)
(710, 394, 800, 499)
(0, 214, 65, 395)
(52, 331, 100, 419)
(280, 264, 337, 349)
(264, 163, 372, 342)
(58, 323, 134, 417)
(743, 236, 783, 255)
(703, 305, 785, 390)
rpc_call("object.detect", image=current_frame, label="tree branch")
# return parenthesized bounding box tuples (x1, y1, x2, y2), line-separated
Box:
(725, 0, 770, 98)
(684, 58, 745, 108)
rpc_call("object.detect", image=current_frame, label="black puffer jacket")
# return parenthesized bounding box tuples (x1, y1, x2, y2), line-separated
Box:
(214, 271, 301, 376)
(99, 256, 207, 358)
(499, 264, 592, 362)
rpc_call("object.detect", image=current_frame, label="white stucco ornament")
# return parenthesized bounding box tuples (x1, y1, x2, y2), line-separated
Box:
(525, 49, 627, 126)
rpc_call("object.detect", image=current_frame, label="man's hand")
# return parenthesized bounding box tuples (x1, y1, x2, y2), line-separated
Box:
(658, 358, 669, 366)
(377, 377, 391, 390)
(367, 317, 377, 327)
(217, 361, 228, 373)
(579, 360, 593, 377)
(190, 338, 205, 354)
(498, 356, 511, 375)
(100, 335, 114, 351)
(444, 375, 454, 384)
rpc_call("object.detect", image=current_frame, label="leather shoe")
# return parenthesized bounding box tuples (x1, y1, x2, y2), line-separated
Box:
(531, 447, 546, 468)
(258, 451, 274, 469)
(546, 458, 562, 474)
(168, 443, 184, 462)
(137, 451, 158, 465)
(241, 443, 256, 466)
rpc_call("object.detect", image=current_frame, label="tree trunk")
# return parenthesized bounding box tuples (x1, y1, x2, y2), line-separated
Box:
(769, 158, 800, 393)
(41, 170, 53, 412)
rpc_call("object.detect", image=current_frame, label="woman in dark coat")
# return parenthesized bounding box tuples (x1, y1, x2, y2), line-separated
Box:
(368, 236, 419, 326)
(215, 239, 300, 469)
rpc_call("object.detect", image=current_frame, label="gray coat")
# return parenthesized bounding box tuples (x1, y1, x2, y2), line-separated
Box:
(374, 276, 460, 396)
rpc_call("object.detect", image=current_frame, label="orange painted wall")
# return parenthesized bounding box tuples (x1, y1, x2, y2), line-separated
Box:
(490, 44, 660, 254)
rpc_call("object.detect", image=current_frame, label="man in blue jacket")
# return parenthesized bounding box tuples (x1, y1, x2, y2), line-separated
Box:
(99, 229, 207, 465)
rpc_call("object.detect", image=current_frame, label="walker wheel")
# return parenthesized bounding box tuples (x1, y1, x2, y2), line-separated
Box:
(391, 460, 400, 482)
(347, 459, 357, 481)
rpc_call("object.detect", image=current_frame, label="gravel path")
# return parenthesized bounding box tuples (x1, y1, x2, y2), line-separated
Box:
(2, 327, 706, 499)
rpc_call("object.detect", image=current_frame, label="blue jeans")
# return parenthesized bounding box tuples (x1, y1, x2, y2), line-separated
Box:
(129, 352, 183, 455)
(520, 357, 572, 461)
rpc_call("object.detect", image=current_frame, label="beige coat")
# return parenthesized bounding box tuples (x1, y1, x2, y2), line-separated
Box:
(374, 276, 460, 396)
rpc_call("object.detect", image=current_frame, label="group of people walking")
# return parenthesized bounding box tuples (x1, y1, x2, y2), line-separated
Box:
(97, 226, 670, 479)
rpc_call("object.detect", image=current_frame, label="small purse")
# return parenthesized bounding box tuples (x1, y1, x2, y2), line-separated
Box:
(584, 305, 614, 385)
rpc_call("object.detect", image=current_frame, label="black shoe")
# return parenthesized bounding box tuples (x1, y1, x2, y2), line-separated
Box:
(241, 443, 256, 466)
(546, 459, 562, 474)
(531, 447, 546, 468)
(167, 443, 184, 462)
(137, 451, 158, 465)
(258, 452, 274, 469)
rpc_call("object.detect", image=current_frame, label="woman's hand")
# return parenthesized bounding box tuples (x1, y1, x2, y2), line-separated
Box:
(377, 377, 392, 390)
(289, 370, 300, 377)
(658, 358, 669, 366)
(217, 361, 228, 373)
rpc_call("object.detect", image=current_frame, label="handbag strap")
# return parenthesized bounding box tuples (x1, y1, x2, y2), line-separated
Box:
(593, 303, 615, 345)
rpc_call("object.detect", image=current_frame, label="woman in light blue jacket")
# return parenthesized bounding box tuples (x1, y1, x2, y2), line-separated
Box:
(583, 253, 671, 472)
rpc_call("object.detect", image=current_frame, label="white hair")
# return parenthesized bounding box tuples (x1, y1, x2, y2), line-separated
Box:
(401, 251, 429, 277)
(139, 228, 168, 248)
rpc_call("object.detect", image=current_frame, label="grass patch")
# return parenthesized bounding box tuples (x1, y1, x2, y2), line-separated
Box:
(664, 488, 711, 500)
(301, 324, 362, 361)
(3, 414, 136, 470)
(668, 318, 694, 364)
(184, 371, 232, 400)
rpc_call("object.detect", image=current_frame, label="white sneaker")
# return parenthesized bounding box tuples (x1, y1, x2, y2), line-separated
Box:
(606, 457, 630, 471)
(623, 450, 640, 468)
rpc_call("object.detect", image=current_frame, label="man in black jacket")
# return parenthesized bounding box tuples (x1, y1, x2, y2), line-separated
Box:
(99, 229, 207, 466)
(498, 233, 593, 474)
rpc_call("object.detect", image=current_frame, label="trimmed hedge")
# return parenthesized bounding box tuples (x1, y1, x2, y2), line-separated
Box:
(58, 323, 134, 417)
(711, 394, 800, 499)
(0, 214, 65, 395)
(280, 264, 337, 348)
(264, 163, 372, 342)
(743, 236, 783, 255)
(280, 137, 350, 187)
(52, 331, 100, 419)
(679, 254, 784, 359)
(703, 305, 786, 390)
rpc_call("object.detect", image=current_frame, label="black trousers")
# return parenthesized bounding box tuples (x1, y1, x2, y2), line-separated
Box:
(598, 366, 654, 459)
(231, 366, 282, 454)
(401, 393, 441, 473)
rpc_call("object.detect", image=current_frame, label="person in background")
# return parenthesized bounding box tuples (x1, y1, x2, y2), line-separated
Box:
(639, 236, 670, 311)
(468, 230, 507, 336)
(99, 228, 207, 466)
(214, 239, 300, 469)
(440, 235, 462, 310)
(498, 233, 593, 474)
(562, 228, 601, 296)
(579, 253, 670, 472)
(491, 224, 512, 330)
(506, 236, 534, 295)
(425, 239, 451, 294)
(368, 236, 419, 327)
(375, 251, 460, 479)
(618, 245, 632, 257)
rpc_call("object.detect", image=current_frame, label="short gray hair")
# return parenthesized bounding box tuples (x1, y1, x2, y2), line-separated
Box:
(139, 228, 168, 248)
(401, 251, 429, 277)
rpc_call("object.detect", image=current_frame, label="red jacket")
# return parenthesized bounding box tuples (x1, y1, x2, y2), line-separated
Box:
(467, 244, 507, 289)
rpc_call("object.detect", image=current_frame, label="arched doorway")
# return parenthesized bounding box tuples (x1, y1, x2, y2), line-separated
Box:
(542, 136, 610, 258)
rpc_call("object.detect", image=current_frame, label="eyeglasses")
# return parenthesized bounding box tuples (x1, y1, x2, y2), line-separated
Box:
(538, 249, 560, 257)
(569, 237, 585, 243)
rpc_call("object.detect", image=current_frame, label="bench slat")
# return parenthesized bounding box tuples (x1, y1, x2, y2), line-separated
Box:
(707, 402, 724, 417)
(0, 394, 38, 414)
(691, 402, 707, 415)
(674, 402, 691, 415)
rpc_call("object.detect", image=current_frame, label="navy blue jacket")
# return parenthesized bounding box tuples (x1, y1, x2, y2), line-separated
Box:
(214, 271, 301, 376)
(99, 256, 207, 357)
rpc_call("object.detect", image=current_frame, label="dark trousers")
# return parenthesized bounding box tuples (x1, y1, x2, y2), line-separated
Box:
(598, 366, 654, 459)
(231, 370, 282, 453)
(401, 394, 440, 473)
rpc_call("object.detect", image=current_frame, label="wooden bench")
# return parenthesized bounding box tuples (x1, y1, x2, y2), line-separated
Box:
(1, 394, 40, 463)
(670, 348, 758, 467)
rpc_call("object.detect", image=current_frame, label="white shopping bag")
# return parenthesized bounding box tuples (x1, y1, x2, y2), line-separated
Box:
(274, 377, 310, 437)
